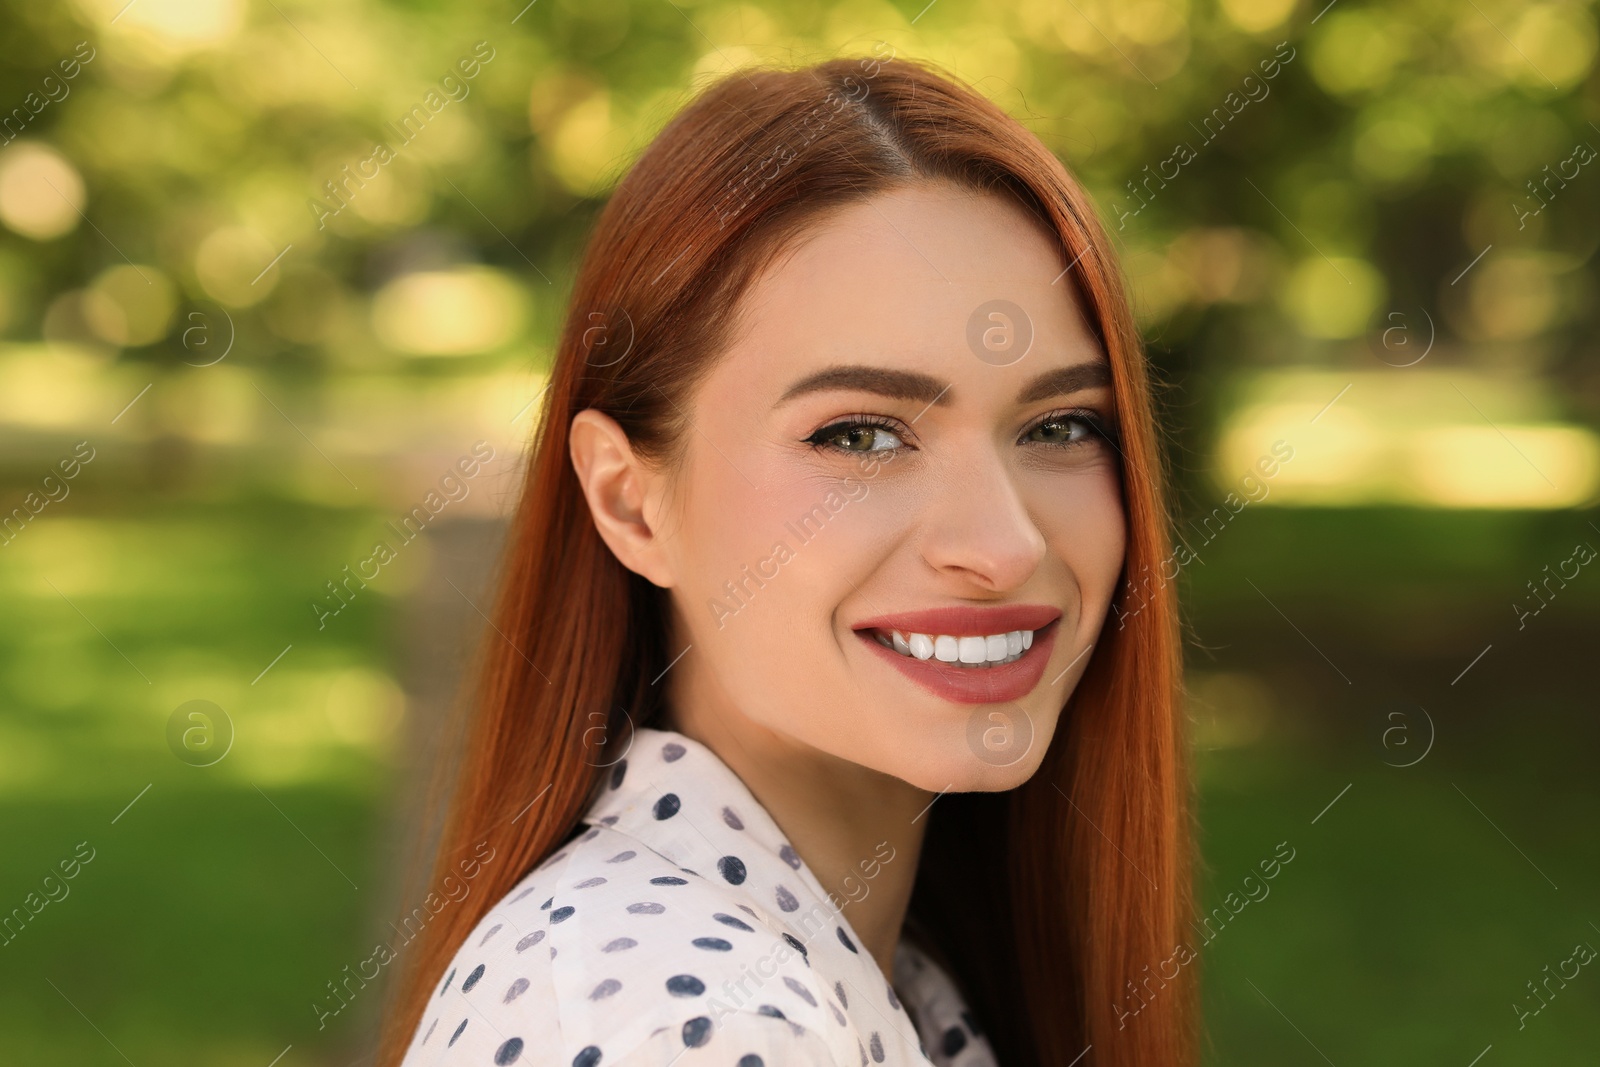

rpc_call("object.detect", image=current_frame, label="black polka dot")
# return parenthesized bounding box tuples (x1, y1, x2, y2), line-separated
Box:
(494, 1037, 524, 1065)
(651, 876, 688, 886)
(627, 902, 664, 914)
(835, 981, 848, 1008)
(857, 1039, 867, 1066)
(775, 885, 799, 912)
(480, 924, 503, 945)
(737, 904, 757, 917)
(598, 814, 619, 825)
(423, 1018, 438, 1043)
(713, 912, 754, 932)
(782, 933, 808, 959)
(722, 806, 744, 830)
(515, 931, 545, 952)
(448, 1018, 468, 1046)
(653, 793, 681, 819)
(779, 844, 802, 869)
(683, 1017, 712, 1047)
(718, 856, 747, 884)
(573, 1046, 602, 1067)
(829, 999, 846, 1025)
(757, 1004, 786, 1019)
(783, 976, 817, 1006)
(462, 964, 485, 991)
(439, 968, 456, 996)
(666, 974, 706, 997)
(662, 742, 686, 761)
(540, 897, 553, 910)
(550, 906, 575, 924)
(504, 978, 529, 1003)
(942, 1027, 968, 1055)
(575, 877, 606, 888)
(607, 851, 636, 863)
(692, 936, 732, 951)
(610, 760, 627, 789)
(836, 927, 857, 953)
(886, 980, 900, 1010)
(581, 828, 600, 842)
(869, 1032, 884, 1062)
(590, 978, 622, 1000)
(602, 937, 636, 952)
(509, 886, 536, 904)
(738, 1056, 764, 1067)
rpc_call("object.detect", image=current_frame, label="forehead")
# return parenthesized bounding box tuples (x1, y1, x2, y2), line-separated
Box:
(721, 181, 1101, 389)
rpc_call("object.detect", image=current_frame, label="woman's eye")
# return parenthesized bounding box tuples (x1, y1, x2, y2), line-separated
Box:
(807, 420, 905, 453)
(1027, 411, 1115, 449)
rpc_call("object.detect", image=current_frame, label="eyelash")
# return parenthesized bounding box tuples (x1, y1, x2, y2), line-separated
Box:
(804, 408, 1120, 456)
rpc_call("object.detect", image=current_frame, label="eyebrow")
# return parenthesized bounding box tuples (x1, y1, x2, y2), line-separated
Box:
(775, 360, 1114, 408)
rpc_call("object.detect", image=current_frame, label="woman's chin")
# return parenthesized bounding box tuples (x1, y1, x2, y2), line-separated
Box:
(886, 733, 1055, 795)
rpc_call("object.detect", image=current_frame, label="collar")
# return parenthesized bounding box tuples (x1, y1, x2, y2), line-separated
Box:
(579, 725, 934, 1061)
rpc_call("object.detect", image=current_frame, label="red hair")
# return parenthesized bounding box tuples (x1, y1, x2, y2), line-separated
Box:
(376, 52, 1196, 1067)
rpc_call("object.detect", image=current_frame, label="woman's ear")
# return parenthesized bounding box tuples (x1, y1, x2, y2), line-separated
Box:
(568, 408, 676, 588)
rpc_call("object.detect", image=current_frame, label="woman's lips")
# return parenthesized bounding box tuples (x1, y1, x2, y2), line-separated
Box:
(855, 617, 1060, 705)
(853, 603, 1061, 636)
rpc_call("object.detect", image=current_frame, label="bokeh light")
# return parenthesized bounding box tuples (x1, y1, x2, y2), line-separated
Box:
(0, 142, 84, 240)
(371, 266, 527, 355)
(1279, 255, 1387, 339)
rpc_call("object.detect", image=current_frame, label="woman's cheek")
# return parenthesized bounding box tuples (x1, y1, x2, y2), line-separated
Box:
(1037, 474, 1126, 597)
(685, 469, 832, 652)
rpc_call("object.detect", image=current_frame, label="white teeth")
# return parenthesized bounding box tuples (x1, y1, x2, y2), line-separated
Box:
(872, 627, 1040, 667)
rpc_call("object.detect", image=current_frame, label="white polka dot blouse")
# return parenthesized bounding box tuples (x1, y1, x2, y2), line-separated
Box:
(397, 727, 1000, 1067)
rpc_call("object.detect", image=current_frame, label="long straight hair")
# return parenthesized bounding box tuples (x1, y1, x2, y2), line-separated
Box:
(375, 53, 1195, 1067)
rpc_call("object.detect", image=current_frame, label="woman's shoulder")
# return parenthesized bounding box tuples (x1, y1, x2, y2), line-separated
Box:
(397, 823, 856, 1067)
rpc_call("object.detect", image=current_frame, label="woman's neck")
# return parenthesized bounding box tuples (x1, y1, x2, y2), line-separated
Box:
(662, 699, 933, 985)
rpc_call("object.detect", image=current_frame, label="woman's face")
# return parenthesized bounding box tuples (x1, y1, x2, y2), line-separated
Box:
(629, 181, 1124, 793)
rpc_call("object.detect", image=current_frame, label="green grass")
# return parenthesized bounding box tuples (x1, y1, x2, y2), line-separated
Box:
(0, 496, 402, 1066)
(1195, 737, 1600, 1066)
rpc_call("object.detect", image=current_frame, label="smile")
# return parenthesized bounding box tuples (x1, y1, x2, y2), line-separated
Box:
(868, 627, 1035, 668)
(850, 605, 1064, 705)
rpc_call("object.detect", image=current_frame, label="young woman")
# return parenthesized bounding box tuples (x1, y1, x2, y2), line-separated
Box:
(377, 52, 1196, 1067)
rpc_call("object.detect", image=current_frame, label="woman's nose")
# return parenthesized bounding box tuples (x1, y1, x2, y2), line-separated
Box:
(915, 445, 1047, 592)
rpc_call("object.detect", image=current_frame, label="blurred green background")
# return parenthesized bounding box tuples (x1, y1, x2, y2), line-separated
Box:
(1, 0, 1597, 1064)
